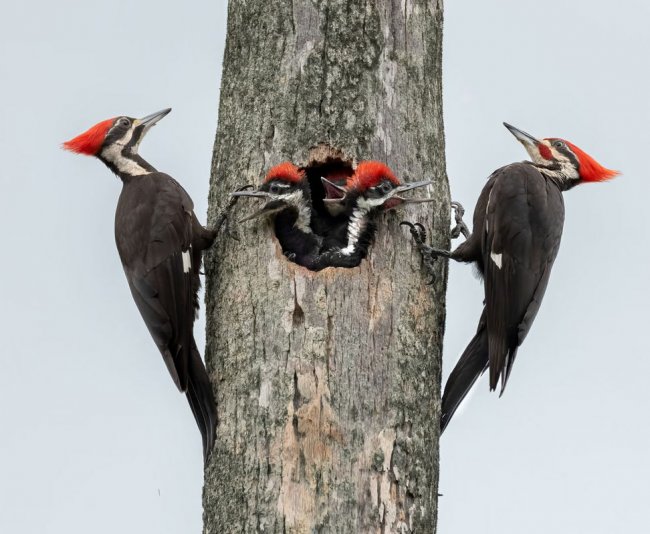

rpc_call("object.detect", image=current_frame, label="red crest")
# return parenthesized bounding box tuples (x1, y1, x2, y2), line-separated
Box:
(349, 161, 400, 190)
(265, 162, 305, 183)
(563, 140, 619, 182)
(62, 118, 115, 156)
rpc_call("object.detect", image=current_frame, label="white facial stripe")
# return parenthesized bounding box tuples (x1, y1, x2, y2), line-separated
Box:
(100, 126, 150, 176)
(357, 196, 391, 210)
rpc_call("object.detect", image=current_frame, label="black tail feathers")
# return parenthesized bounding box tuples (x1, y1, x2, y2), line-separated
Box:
(440, 313, 489, 434)
(185, 345, 218, 462)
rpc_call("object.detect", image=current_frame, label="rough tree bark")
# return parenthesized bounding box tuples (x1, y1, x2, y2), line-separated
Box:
(204, 1, 448, 532)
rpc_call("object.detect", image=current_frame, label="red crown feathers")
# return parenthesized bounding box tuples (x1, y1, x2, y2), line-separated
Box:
(62, 118, 115, 156)
(265, 162, 305, 183)
(562, 140, 619, 182)
(348, 161, 400, 190)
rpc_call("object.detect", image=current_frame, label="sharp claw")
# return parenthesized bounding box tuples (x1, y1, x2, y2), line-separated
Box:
(412, 223, 426, 243)
(451, 201, 465, 216)
(237, 184, 254, 192)
(400, 221, 416, 231)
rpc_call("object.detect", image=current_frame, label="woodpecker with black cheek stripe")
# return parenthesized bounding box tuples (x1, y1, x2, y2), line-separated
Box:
(232, 162, 326, 268)
(403, 122, 619, 433)
(319, 161, 433, 265)
(234, 161, 432, 270)
(63, 109, 218, 461)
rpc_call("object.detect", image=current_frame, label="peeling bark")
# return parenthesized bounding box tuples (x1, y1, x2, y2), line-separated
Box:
(204, 1, 447, 532)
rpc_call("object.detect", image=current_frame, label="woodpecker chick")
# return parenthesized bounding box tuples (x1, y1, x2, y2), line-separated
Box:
(63, 109, 218, 461)
(320, 170, 351, 217)
(404, 122, 619, 433)
(232, 163, 324, 268)
(320, 161, 433, 265)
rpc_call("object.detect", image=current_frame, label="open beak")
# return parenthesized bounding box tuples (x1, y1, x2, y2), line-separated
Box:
(135, 108, 172, 132)
(230, 189, 288, 222)
(384, 180, 435, 210)
(238, 199, 288, 222)
(321, 177, 347, 199)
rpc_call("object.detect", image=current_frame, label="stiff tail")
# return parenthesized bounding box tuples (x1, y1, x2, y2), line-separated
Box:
(441, 311, 489, 434)
(185, 344, 218, 462)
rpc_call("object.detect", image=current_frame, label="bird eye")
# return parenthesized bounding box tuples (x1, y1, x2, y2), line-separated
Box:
(380, 181, 393, 194)
(269, 183, 281, 194)
(553, 140, 564, 149)
(120, 118, 131, 127)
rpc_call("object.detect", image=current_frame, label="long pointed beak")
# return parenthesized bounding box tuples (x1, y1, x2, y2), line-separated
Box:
(503, 122, 541, 147)
(136, 108, 172, 130)
(238, 199, 287, 222)
(384, 180, 434, 211)
(393, 179, 433, 195)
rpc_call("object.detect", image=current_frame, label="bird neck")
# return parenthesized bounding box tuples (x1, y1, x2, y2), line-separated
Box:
(99, 148, 157, 182)
(281, 185, 313, 234)
(340, 204, 376, 257)
(293, 197, 313, 234)
(529, 161, 579, 191)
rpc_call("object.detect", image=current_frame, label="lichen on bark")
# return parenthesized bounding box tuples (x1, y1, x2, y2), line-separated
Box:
(204, 1, 448, 532)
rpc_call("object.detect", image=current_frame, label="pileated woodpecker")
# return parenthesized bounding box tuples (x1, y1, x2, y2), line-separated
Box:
(404, 123, 619, 433)
(321, 161, 433, 262)
(234, 161, 432, 270)
(232, 162, 325, 268)
(320, 169, 352, 217)
(63, 109, 218, 460)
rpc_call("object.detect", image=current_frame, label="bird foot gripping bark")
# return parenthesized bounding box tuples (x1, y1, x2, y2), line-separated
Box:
(214, 184, 254, 240)
(400, 221, 448, 284)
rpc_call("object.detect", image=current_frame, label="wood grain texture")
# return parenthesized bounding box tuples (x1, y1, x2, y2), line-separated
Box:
(204, 1, 448, 531)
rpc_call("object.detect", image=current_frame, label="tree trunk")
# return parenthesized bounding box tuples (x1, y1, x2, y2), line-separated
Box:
(204, 1, 447, 532)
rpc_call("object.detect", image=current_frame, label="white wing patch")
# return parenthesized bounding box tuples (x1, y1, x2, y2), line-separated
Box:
(182, 249, 192, 273)
(490, 252, 502, 269)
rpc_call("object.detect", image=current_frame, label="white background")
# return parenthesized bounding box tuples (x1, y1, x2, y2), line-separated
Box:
(1, 1, 647, 532)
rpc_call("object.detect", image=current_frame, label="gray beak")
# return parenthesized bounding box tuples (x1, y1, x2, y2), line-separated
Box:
(385, 180, 435, 210)
(238, 199, 287, 222)
(138, 108, 172, 129)
(230, 189, 286, 222)
(393, 179, 433, 195)
(503, 122, 541, 147)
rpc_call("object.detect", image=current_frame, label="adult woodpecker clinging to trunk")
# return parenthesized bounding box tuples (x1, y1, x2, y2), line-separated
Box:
(63, 109, 218, 461)
(403, 122, 619, 433)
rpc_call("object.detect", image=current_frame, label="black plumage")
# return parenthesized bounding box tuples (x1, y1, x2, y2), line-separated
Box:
(63, 109, 218, 460)
(116, 173, 218, 458)
(405, 123, 617, 433)
(440, 162, 564, 432)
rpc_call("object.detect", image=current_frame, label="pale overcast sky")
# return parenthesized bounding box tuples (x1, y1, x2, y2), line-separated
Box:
(1, 1, 648, 533)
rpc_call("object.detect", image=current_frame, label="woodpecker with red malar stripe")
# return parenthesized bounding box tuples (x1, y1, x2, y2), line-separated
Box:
(63, 109, 219, 461)
(402, 123, 619, 433)
(233, 161, 432, 270)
